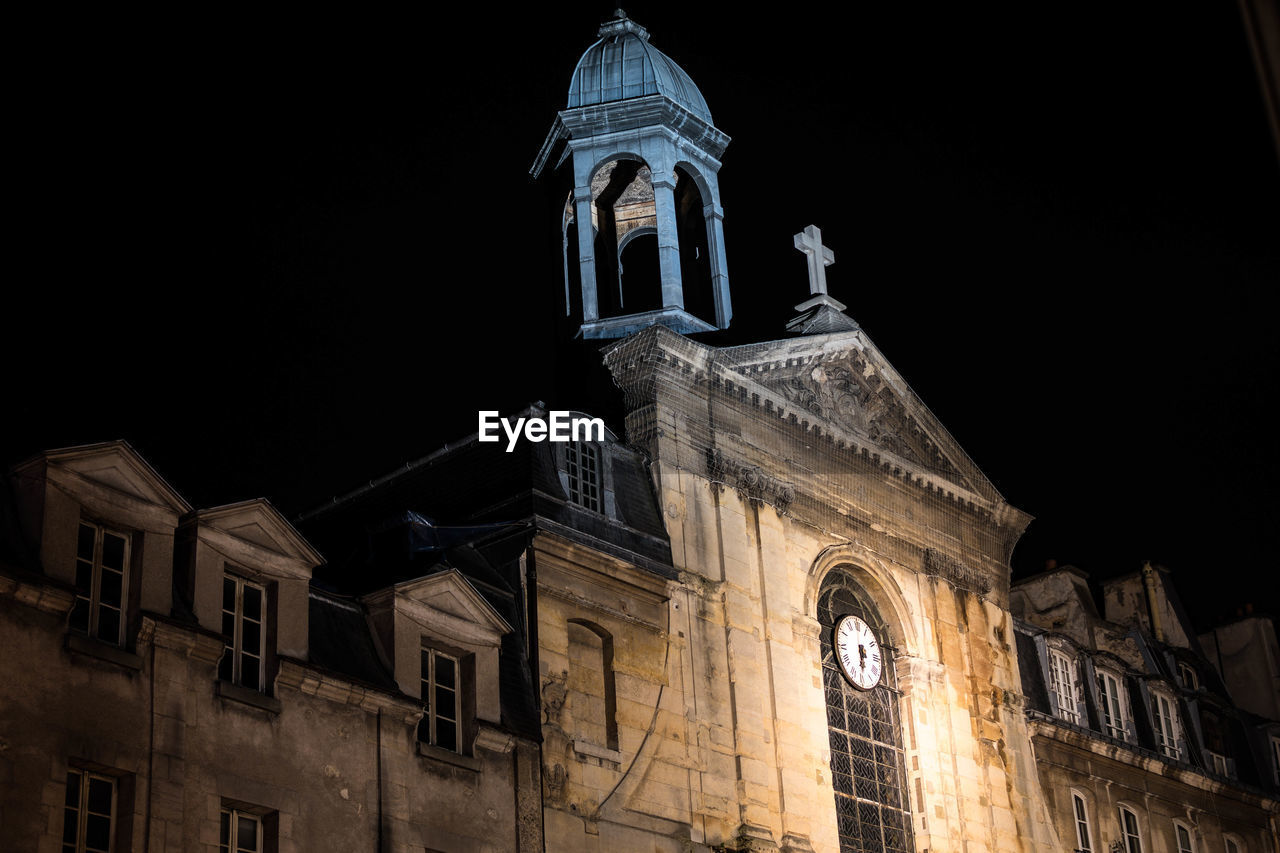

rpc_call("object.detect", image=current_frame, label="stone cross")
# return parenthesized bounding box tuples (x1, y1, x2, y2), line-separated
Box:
(793, 224, 834, 296)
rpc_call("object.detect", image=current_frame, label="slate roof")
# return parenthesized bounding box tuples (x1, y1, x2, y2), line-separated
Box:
(567, 12, 714, 124)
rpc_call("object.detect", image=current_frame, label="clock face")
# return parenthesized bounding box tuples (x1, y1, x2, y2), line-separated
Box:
(834, 615, 882, 690)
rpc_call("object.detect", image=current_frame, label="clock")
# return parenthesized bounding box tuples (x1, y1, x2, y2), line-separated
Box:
(834, 614, 882, 690)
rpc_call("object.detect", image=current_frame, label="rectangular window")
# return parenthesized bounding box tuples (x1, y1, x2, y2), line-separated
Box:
(62, 768, 115, 853)
(1271, 735, 1280, 786)
(1072, 793, 1092, 853)
(1119, 807, 1143, 853)
(72, 522, 130, 646)
(1176, 824, 1194, 853)
(1152, 693, 1180, 759)
(1206, 751, 1229, 775)
(219, 808, 261, 853)
(566, 442, 601, 512)
(219, 574, 266, 692)
(1048, 650, 1080, 724)
(1098, 671, 1127, 739)
(420, 645, 461, 753)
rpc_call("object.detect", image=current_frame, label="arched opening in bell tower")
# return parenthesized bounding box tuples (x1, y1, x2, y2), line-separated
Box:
(559, 158, 721, 329)
(674, 165, 715, 326)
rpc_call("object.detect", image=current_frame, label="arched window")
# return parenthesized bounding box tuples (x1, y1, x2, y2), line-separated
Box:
(1173, 821, 1195, 853)
(1224, 833, 1245, 853)
(1118, 805, 1143, 853)
(818, 569, 913, 853)
(567, 620, 618, 751)
(1071, 791, 1093, 853)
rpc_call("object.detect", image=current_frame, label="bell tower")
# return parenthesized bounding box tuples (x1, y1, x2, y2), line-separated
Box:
(531, 9, 733, 339)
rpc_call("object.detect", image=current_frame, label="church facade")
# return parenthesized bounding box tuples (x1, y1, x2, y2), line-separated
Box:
(2, 9, 1278, 853)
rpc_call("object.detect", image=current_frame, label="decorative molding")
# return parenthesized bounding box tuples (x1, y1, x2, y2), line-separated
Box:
(706, 448, 795, 511)
(923, 548, 991, 597)
(757, 351, 959, 479)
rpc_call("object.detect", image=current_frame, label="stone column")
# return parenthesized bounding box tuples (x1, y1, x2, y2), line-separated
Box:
(574, 185, 599, 322)
(650, 169, 685, 311)
(703, 192, 731, 327)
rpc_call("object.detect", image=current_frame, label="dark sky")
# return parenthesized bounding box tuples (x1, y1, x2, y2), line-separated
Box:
(10, 4, 1278, 629)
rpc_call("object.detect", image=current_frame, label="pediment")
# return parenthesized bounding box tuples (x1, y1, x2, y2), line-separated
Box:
(724, 331, 998, 501)
(40, 440, 191, 514)
(395, 569, 512, 639)
(194, 499, 323, 567)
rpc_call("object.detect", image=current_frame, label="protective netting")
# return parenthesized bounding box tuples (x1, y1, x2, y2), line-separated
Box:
(603, 321, 1021, 603)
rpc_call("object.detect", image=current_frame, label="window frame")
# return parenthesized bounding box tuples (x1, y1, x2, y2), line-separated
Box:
(1048, 647, 1081, 724)
(1173, 821, 1195, 853)
(1071, 791, 1093, 853)
(420, 644, 463, 754)
(565, 440, 602, 512)
(63, 767, 117, 853)
(1118, 805, 1143, 853)
(1151, 689, 1181, 759)
(1178, 662, 1199, 691)
(72, 521, 131, 647)
(219, 806, 264, 853)
(1097, 668, 1129, 740)
(1224, 834, 1244, 853)
(219, 573, 267, 693)
(1270, 733, 1280, 786)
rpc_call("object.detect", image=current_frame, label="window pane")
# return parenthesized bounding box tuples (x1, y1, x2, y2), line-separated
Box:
(243, 584, 262, 619)
(241, 654, 260, 690)
(223, 577, 237, 612)
(101, 532, 126, 570)
(75, 559, 93, 592)
(70, 597, 90, 633)
(242, 619, 261, 656)
(85, 813, 112, 851)
(100, 567, 123, 608)
(237, 814, 259, 851)
(77, 524, 96, 561)
(97, 606, 120, 644)
(87, 776, 113, 814)
(436, 717, 457, 752)
(435, 684, 456, 721)
(63, 806, 79, 845)
(65, 769, 82, 806)
(221, 810, 231, 845)
(435, 655, 455, 690)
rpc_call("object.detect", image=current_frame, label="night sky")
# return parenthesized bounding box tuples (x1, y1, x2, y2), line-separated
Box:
(10, 5, 1278, 629)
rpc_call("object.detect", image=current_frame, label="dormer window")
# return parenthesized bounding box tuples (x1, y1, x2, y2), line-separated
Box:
(1151, 690, 1181, 759)
(566, 441, 601, 511)
(1048, 648, 1081, 724)
(1178, 662, 1198, 691)
(1097, 669, 1129, 740)
(73, 521, 130, 646)
(420, 645, 463, 753)
(220, 574, 267, 692)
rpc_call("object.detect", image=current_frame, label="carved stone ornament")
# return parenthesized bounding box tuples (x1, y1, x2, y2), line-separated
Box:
(706, 448, 795, 511)
(542, 671, 568, 726)
(758, 353, 959, 478)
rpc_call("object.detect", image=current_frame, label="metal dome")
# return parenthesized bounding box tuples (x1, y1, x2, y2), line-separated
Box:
(567, 11, 713, 125)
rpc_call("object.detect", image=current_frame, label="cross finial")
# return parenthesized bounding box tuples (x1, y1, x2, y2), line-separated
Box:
(793, 225, 834, 296)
